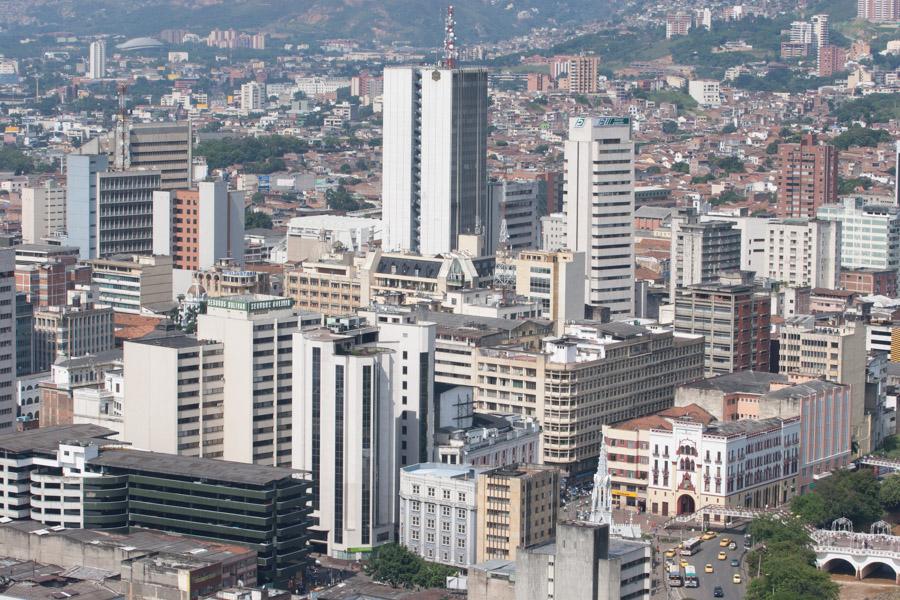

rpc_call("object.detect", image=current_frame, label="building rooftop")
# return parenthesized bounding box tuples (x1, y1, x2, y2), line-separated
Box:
(401, 463, 484, 480)
(704, 416, 788, 437)
(0, 424, 118, 454)
(88, 448, 306, 486)
(679, 371, 787, 395)
(417, 308, 551, 334)
(611, 404, 716, 432)
(52, 349, 123, 370)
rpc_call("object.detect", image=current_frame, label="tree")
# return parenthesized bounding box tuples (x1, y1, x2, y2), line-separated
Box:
(791, 493, 828, 526)
(365, 543, 457, 589)
(832, 125, 892, 150)
(745, 516, 839, 600)
(790, 469, 883, 528)
(672, 162, 690, 174)
(662, 120, 679, 134)
(765, 142, 779, 155)
(339, 163, 352, 174)
(880, 474, 900, 512)
(721, 123, 737, 134)
(325, 185, 371, 212)
(245, 209, 273, 230)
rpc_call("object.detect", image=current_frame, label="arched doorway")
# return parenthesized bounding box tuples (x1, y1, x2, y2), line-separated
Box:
(677, 494, 696, 515)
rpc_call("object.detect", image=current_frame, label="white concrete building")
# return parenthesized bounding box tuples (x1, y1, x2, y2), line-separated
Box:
(240, 81, 263, 113)
(123, 324, 226, 458)
(21, 181, 66, 244)
(72, 368, 123, 438)
(285, 215, 381, 262)
(382, 67, 488, 256)
(0, 249, 13, 433)
(700, 213, 769, 277)
(647, 416, 800, 517)
(398, 463, 483, 568)
(564, 116, 635, 316)
(765, 218, 841, 289)
(197, 295, 320, 467)
(88, 40, 106, 79)
(540, 212, 566, 251)
(688, 80, 721, 107)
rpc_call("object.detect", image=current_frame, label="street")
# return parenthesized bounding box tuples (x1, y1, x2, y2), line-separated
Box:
(660, 531, 748, 600)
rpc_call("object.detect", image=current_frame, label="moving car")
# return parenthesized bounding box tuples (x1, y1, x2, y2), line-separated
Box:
(713, 586, 724, 598)
(733, 573, 743, 584)
(728, 541, 737, 551)
(680, 559, 689, 568)
(717, 551, 727, 560)
(702, 531, 717, 541)
(704, 563, 714, 573)
(665, 549, 676, 558)
(730, 558, 740, 567)
(719, 537, 731, 547)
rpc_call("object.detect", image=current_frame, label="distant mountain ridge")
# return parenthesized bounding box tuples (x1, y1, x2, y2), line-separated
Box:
(16, 0, 611, 44)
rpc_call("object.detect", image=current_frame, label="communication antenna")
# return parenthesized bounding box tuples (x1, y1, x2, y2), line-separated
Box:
(116, 82, 129, 170)
(442, 5, 458, 68)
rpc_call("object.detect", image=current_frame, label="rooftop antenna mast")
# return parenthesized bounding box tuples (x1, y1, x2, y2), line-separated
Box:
(442, 5, 458, 69)
(116, 82, 128, 170)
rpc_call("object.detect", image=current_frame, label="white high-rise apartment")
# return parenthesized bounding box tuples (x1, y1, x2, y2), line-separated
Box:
(88, 40, 106, 79)
(564, 116, 635, 316)
(811, 14, 829, 49)
(197, 295, 320, 467)
(21, 180, 66, 244)
(382, 67, 488, 256)
(789, 21, 813, 45)
(240, 81, 263, 113)
(0, 249, 14, 433)
(765, 218, 841, 289)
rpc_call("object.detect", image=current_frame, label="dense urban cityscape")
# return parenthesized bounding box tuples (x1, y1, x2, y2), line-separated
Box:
(0, 0, 897, 598)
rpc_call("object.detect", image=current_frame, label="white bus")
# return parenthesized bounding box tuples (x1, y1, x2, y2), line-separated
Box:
(668, 563, 683, 587)
(680, 537, 702, 556)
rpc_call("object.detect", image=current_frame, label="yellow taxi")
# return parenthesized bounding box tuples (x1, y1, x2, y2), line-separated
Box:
(680, 559, 689, 568)
(665, 549, 676, 558)
(719, 537, 731, 547)
(733, 573, 742, 584)
(704, 563, 714, 573)
(702, 531, 717, 541)
(717, 551, 727, 560)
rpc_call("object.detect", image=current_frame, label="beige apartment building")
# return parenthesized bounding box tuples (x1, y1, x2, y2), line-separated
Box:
(475, 464, 559, 563)
(506, 249, 584, 334)
(474, 322, 704, 476)
(284, 256, 362, 316)
(778, 315, 868, 453)
(123, 322, 226, 458)
(85, 254, 173, 314)
(192, 260, 272, 298)
(33, 303, 116, 372)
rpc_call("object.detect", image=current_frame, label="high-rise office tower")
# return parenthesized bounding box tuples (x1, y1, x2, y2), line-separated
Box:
(88, 40, 106, 79)
(66, 154, 108, 260)
(669, 210, 742, 301)
(117, 121, 192, 190)
(564, 116, 635, 316)
(776, 133, 838, 218)
(0, 249, 15, 433)
(96, 170, 161, 257)
(153, 180, 245, 271)
(293, 313, 435, 559)
(196, 296, 320, 467)
(382, 66, 488, 256)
